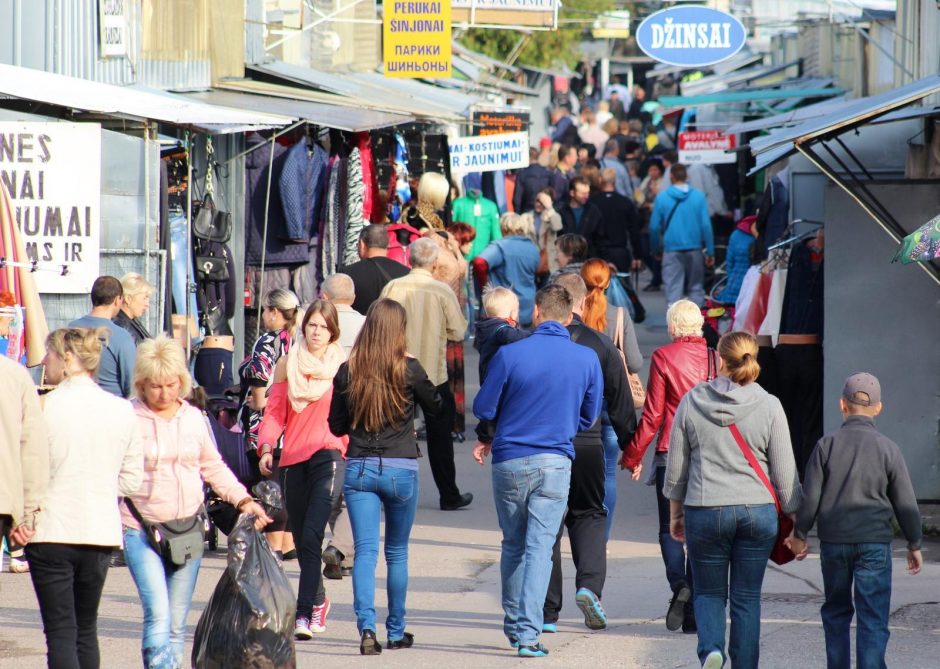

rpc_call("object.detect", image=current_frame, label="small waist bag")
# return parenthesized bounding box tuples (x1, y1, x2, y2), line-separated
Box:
(125, 498, 206, 566)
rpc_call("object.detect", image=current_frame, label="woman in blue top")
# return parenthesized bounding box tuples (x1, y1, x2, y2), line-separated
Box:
(714, 216, 756, 305)
(471, 213, 541, 327)
(328, 299, 443, 655)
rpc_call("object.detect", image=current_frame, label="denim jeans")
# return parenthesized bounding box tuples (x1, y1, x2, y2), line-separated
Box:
(492, 453, 571, 646)
(124, 528, 202, 669)
(168, 209, 198, 318)
(656, 465, 693, 593)
(662, 249, 705, 307)
(344, 460, 419, 641)
(601, 415, 619, 541)
(819, 542, 892, 669)
(685, 504, 777, 669)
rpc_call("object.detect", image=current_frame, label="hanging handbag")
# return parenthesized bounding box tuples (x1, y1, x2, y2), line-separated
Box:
(194, 255, 229, 282)
(192, 193, 232, 243)
(727, 424, 796, 565)
(613, 307, 646, 407)
(125, 498, 207, 567)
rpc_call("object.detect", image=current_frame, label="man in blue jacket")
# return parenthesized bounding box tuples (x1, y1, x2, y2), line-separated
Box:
(649, 163, 715, 307)
(473, 284, 603, 658)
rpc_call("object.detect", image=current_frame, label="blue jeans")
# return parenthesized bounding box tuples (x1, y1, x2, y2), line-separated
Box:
(601, 414, 619, 541)
(492, 454, 571, 646)
(124, 528, 202, 669)
(685, 504, 777, 669)
(168, 209, 198, 319)
(656, 465, 692, 593)
(344, 460, 419, 642)
(820, 542, 892, 669)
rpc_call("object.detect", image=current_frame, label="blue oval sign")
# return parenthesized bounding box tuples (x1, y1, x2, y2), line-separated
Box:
(636, 6, 747, 68)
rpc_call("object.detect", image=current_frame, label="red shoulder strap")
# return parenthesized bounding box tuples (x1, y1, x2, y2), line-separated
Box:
(728, 424, 782, 513)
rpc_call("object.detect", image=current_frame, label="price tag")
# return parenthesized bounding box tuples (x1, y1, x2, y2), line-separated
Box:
(473, 203, 482, 217)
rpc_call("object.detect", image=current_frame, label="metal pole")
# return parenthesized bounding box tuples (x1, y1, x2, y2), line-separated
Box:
(185, 131, 193, 360)
(256, 133, 277, 340)
(143, 120, 152, 334)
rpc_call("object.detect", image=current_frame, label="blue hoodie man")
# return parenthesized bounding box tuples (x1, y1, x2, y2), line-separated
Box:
(649, 163, 715, 307)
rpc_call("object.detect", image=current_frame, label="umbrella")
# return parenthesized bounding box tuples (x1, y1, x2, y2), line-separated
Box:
(0, 182, 49, 366)
(894, 213, 940, 264)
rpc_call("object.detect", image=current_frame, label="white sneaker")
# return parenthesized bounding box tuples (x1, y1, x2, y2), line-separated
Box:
(703, 650, 723, 669)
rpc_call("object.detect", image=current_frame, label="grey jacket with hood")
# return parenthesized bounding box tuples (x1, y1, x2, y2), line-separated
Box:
(663, 377, 802, 513)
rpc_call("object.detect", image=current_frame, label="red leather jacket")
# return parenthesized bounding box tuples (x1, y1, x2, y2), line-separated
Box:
(623, 336, 714, 470)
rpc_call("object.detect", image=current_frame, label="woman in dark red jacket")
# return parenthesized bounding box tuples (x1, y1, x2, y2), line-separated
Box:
(621, 299, 715, 635)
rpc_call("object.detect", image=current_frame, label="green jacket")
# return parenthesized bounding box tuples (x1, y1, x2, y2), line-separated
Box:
(452, 194, 501, 260)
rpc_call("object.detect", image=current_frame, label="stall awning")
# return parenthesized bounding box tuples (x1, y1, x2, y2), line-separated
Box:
(451, 42, 520, 75)
(188, 86, 414, 133)
(679, 59, 800, 97)
(726, 96, 851, 135)
(659, 84, 843, 108)
(0, 63, 292, 133)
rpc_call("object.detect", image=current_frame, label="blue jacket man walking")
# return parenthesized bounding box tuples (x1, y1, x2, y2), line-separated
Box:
(473, 284, 603, 658)
(649, 163, 715, 307)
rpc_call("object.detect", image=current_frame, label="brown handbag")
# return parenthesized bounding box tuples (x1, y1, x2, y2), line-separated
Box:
(613, 307, 646, 407)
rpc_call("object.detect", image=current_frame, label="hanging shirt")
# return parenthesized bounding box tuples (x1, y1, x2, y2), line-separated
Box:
(452, 194, 502, 260)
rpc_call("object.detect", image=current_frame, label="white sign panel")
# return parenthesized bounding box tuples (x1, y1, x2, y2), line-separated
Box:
(678, 130, 737, 165)
(0, 123, 102, 294)
(449, 131, 529, 172)
(98, 0, 129, 58)
(451, 0, 555, 10)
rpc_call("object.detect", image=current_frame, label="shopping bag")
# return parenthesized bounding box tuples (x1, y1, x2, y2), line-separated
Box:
(192, 501, 296, 668)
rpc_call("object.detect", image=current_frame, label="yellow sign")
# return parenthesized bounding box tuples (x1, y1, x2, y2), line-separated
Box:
(384, 2, 452, 78)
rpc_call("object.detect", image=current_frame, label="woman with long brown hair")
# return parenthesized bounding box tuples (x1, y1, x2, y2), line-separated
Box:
(328, 299, 443, 655)
(580, 259, 642, 540)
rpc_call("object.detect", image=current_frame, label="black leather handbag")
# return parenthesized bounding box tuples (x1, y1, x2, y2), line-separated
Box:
(192, 193, 232, 243)
(195, 255, 229, 282)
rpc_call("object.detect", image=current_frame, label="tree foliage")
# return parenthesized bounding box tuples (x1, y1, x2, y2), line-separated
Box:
(457, 0, 616, 69)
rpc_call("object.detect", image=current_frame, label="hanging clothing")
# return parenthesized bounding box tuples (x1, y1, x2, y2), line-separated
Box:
(342, 148, 366, 267)
(319, 155, 347, 279)
(279, 139, 328, 244)
(757, 269, 788, 347)
(168, 207, 198, 317)
(452, 193, 501, 260)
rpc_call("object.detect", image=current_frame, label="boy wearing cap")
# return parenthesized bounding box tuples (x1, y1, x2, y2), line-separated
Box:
(789, 373, 923, 669)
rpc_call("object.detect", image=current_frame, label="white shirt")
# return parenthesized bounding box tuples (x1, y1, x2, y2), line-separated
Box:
(336, 304, 367, 357)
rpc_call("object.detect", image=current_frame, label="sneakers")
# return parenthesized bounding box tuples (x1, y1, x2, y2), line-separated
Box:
(703, 650, 723, 669)
(518, 643, 549, 658)
(541, 622, 557, 633)
(294, 616, 313, 641)
(575, 588, 607, 630)
(666, 585, 692, 631)
(310, 597, 331, 633)
(360, 630, 382, 655)
(682, 601, 697, 634)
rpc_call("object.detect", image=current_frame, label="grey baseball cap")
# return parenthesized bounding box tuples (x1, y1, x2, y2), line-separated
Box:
(842, 372, 881, 406)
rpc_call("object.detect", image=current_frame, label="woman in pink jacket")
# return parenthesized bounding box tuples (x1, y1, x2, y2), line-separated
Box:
(122, 336, 270, 669)
(257, 300, 347, 641)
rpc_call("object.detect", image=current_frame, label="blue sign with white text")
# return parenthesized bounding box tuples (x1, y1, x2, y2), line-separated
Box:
(636, 6, 747, 68)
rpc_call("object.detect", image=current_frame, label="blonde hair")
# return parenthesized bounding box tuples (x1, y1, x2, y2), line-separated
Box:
(500, 212, 534, 238)
(133, 334, 193, 399)
(417, 172, 449, 209)
(46, 327, 106, 376)
(666, 299, 704, 338)
(482, 286, 519, 320)
(263, 288, 300, 336)
(717, 331, 760, 385)
(120, 272, 154, 299)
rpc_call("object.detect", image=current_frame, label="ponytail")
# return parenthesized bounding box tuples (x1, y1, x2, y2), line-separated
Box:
(717, 331, 760, 385)
(580, 258, 611, 331)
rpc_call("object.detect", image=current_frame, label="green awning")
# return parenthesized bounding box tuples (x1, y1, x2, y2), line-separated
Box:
(659, 87, 844, 107)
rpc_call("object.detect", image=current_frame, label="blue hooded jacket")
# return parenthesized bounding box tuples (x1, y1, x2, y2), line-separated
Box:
(649, 184, 714, 256)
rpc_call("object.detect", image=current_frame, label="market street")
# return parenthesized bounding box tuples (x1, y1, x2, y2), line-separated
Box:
(2, 286, 938, 669)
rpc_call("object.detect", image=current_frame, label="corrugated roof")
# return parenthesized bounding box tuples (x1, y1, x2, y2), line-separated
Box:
(0, 63, 292, 132)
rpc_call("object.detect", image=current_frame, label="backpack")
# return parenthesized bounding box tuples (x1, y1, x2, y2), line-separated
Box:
(386, 222, 422, 267)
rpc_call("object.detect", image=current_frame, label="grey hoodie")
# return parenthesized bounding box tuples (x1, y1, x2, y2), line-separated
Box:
(663, 377, 802, 513)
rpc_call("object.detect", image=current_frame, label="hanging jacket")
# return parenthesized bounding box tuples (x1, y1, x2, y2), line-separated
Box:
(452, 193, 501, 259)
(279, 139, 328, 243)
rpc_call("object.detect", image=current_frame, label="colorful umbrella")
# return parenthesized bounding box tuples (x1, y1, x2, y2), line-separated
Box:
(894, 213, 940, 264)
(0, 181, 49, 366)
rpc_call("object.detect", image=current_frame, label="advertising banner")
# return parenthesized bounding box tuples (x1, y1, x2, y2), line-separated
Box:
(449, 132, 529, 172)
(384, 1, 452, 78)
(636, 6, 746, 67)
(452, 0, 557, 28)
(472, 110, 530, 136)
(0, 123, 101, 293)
(678, 130, 737, 165)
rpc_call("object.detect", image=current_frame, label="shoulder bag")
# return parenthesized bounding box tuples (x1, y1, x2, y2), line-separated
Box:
(192, 193, 232, 243)
(727, 424, 795, 565)
(614, 307, 646, 407)
(125, 498, 207, 566)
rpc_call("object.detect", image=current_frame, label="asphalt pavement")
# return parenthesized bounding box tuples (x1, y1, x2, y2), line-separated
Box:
(2, 279, 938, 668)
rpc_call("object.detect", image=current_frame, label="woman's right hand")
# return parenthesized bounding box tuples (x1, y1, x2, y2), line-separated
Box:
(670, 515, 685, 543)
(259, 452, 273, 476)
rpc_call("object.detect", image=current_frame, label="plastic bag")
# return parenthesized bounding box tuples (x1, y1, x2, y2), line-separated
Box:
(192, 507, 296, 668)
(606, 273, 637, 322)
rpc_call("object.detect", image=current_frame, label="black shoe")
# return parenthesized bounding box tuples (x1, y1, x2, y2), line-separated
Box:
(109, 550, 127, 568)
(643, 283, 661, 292)
(281, 549, 297, 561)
(360, 630, 382, 655)
(323, 563, 343, 580)
(440, 492, 473, 510)
(387, 632, 414, 650)
(681, 601, 697, 634)
(666, 585, 691, 631)
(341, 566, 353, 577)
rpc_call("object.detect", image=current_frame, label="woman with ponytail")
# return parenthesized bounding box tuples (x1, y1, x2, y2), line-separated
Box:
(662, 331, 801, 669)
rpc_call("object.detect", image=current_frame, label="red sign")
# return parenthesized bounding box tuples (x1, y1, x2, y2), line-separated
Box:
(678, 130, 737, 164)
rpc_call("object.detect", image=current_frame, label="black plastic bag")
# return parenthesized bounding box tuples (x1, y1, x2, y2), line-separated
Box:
(192, 510, 296, 669)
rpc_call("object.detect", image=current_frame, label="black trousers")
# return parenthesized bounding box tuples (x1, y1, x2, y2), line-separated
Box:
(774, 343, 823, 479)
(284, 449, 340, 612)
(426, 382, 461, 502)
(25, 543, 112, 669)
(544, 441, 607, 623)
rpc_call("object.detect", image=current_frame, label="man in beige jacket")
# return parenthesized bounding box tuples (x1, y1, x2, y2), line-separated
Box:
(0, 355, 49, 548)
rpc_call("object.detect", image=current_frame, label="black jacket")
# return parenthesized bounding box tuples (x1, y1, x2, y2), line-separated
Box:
(329, 358, 443, 459)
(568, 315, 636, 447)
(113, 310, 152, 347)
(589, 191, 643, 272)
(560, 202, 603, 253)
(513, 163, 555, 213)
